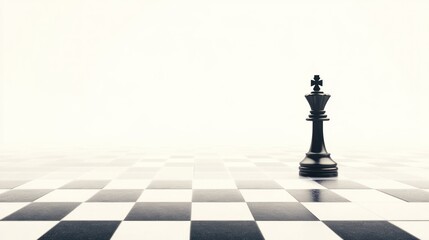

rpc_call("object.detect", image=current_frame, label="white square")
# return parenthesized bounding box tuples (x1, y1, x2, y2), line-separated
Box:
(355, 180, 417, 189)
(257, 221, 341, 240)
(155, 168, 193, 180)
(249, 159, 277, 163)
(64, 203, 134, 220)
(230, 173, 270, 180)
(192, 180, 237, 189)
(340, 162, 377, 168)
(137, 190, 192, 202)
(78, 170, 123, 180)
(191, 203, 254, 220)
(276, 180, 326, 189)
(332, 189, 405, 202)
(40, 172, 83, 179)
(35, 189, 98, 202)
(166, 158, 194, 163)
(240, 190, 297, 202)
(391, 221, 429, 240)
(77, 174, 117, 180)
(282, 162, 303, 168)
(302, 202, 383, 220)
(358, 203, 429, 220)
(104, 180, 150, 189)
(112, 221, 190, 240)
(0, 203, 29, 219)
(15, 180, 71, 189)
(193, 172, 232, 180)
(224, 162, 255, 167)
(133, 162, 165, 167)
(0, 221, 58, 240)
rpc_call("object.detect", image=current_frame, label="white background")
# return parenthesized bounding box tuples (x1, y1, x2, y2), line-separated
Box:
(1, 0, 429, 151)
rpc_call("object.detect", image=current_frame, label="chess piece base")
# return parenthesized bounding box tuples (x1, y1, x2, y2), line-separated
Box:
(299, 153, 338, 177)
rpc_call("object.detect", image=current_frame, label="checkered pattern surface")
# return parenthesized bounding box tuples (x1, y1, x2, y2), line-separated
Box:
(0, 148, 428, 239)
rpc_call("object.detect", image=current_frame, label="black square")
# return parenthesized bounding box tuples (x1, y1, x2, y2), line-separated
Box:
(39, 221, 120, 240)
(191, 221, 264, 240)
(125, 202, 191, 220)
(192, 190, 244, 202)
(0, 180, 27, 189)
(287, 189, 349, 202)
(379, 189, 429, 202)
(87, 189, 142, 202)
(324, 221, 418, 240)
(0, 189, 52, 202)
(3, 202, 79, 220)
(315, 180, 369, 189)
(235, 180, 282, 189)
(148, 180, 192, 189)
(247, 202, 318, 221)
(61, 180, 110, 189)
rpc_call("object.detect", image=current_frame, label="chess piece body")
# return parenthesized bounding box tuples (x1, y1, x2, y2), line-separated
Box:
(299, 75, 338, 177)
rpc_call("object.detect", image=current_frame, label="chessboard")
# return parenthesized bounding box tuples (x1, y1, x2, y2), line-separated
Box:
(0, 147, 428, 240)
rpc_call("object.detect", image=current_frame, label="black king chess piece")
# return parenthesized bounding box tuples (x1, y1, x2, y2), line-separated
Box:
(299, 75, 338, 177)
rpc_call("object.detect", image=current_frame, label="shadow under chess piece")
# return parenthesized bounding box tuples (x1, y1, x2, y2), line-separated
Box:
(299, 75, 338, 177)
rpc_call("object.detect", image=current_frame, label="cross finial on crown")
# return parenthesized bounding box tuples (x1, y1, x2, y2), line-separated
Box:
(311, 75, 323, 92)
